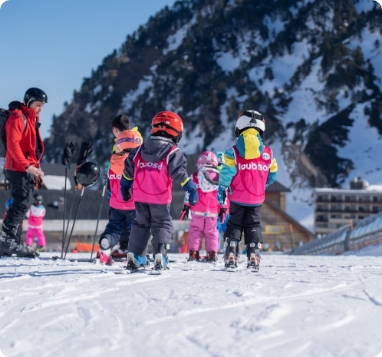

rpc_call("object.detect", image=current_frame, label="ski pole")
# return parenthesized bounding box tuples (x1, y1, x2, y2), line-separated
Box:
(64, 187, 85, 259)
(61, 189, 77, 258)
(60, 167, 68, 259)
(90, 179, 108, 261)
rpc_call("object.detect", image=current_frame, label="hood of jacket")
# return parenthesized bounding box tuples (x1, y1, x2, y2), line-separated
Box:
(8, 101, 40, 122)
(140, 136, 175, 163)
(235, 128, 264, 160)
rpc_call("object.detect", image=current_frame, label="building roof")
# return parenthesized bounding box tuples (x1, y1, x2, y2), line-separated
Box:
(40, 164, 77, 188)
(315, 186, 382, 194)
(266, 181, 291, 193)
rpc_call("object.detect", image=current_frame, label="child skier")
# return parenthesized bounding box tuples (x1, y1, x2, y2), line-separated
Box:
(218, 110, 278, 272)
(121, 111, 198, 273)
(102, 114, 143, 261)
(25, 194, 46, 251)
(180, 151, 221, 262)
(96, 129, 142, 265)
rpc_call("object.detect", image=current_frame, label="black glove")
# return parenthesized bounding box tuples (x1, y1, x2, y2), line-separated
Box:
(179, 204, 191, 221)
(77, 141, 94, 166)
(121, 187, 131, 202)
(62, 142, 76, 168)
(219, 207, 227, 224)
(120, 176, 133, 202)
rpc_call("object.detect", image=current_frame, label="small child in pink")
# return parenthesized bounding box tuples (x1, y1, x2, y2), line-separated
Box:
(186, 151, 221, 262)
(25, 194, 46, 249)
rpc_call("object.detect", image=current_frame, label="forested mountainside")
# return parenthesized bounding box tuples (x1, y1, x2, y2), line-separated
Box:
(44, 0, 382, 224)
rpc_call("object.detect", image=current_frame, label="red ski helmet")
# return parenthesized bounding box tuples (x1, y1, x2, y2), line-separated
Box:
(151, 111, 183, 143)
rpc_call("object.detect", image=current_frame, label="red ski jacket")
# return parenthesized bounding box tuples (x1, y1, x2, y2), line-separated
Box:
(5, 103, 44, 172)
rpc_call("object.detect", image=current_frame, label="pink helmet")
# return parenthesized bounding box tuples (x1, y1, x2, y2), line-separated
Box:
(197, 151, 218, 169)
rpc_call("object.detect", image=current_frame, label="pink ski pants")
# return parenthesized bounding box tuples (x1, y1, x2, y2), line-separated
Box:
(187, 213, 219, 252)
(26, 227, 46, 247)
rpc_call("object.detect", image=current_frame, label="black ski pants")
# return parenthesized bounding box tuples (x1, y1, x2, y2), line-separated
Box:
(3, 170, 34, 229)
(224, 202, 263, 245)
(128, 202, 173, 256)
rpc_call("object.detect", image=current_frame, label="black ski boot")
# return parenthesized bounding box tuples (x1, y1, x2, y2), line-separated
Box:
(187, 250, 200, 261)
(247, 243, 261, 272)
(125, 252, 140, 273)
(0, 224, 39, 258)
(125, 253, 149, 273)
(224, 239, 238, 272)
(150, 243, 169, 274)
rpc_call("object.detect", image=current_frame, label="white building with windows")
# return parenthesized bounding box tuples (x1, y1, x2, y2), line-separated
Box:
(314, 178, 382, 235)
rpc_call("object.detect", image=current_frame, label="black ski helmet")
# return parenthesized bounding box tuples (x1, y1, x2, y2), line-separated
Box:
(33, 194, 43, 205)
(24, 88, 48, 107)
(75, 162, 100, 188)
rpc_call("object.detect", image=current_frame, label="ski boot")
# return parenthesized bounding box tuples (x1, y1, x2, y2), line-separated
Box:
(247, 243, 261, 272)
(150, 243, 169, 275)
(125, 252, 149, 273)
(187, 250, 200, 261)
(0, 224, 39, 258)
(111, 248, 128, 260)
(224, 239, 238, 272)
(207, 251, 218, 262)
(96, 249, 113, 265)
(96, 238, 114, 265)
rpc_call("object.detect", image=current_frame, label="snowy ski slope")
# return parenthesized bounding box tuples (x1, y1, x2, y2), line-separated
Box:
(0, 252, 382, 357)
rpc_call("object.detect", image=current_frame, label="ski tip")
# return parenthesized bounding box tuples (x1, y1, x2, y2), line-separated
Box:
(225, 267, 238, 272)
(147, 270, 162, 275)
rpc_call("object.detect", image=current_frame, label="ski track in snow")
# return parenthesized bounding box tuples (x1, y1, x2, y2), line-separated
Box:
(0, 253, 382, 357)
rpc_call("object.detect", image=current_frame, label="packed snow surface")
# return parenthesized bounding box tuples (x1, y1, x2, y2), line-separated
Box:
(1, 253, 382, 357)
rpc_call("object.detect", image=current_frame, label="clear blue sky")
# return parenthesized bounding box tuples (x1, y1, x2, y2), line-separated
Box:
(0, 0, 177, 139)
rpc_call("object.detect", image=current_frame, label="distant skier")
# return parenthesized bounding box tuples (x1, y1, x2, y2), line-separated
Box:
(180, 151, 221, 262)
(122, 111, 198, 273)
(218, 110, 278, 272)
(96, 117, 143, 265)
(25, 194, 46, 251)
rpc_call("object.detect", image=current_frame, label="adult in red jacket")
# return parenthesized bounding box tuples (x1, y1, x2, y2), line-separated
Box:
(0, 88, 47, 258)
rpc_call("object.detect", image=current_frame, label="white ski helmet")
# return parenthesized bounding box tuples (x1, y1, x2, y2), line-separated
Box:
(235, 110, 265, 138)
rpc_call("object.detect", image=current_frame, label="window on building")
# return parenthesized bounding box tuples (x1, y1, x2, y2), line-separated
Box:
(263, 225, 285, 234)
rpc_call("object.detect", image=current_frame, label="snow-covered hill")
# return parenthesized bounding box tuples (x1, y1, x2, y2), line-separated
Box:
(44, 0, 382, 229)
(1, 252, 382, 357)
